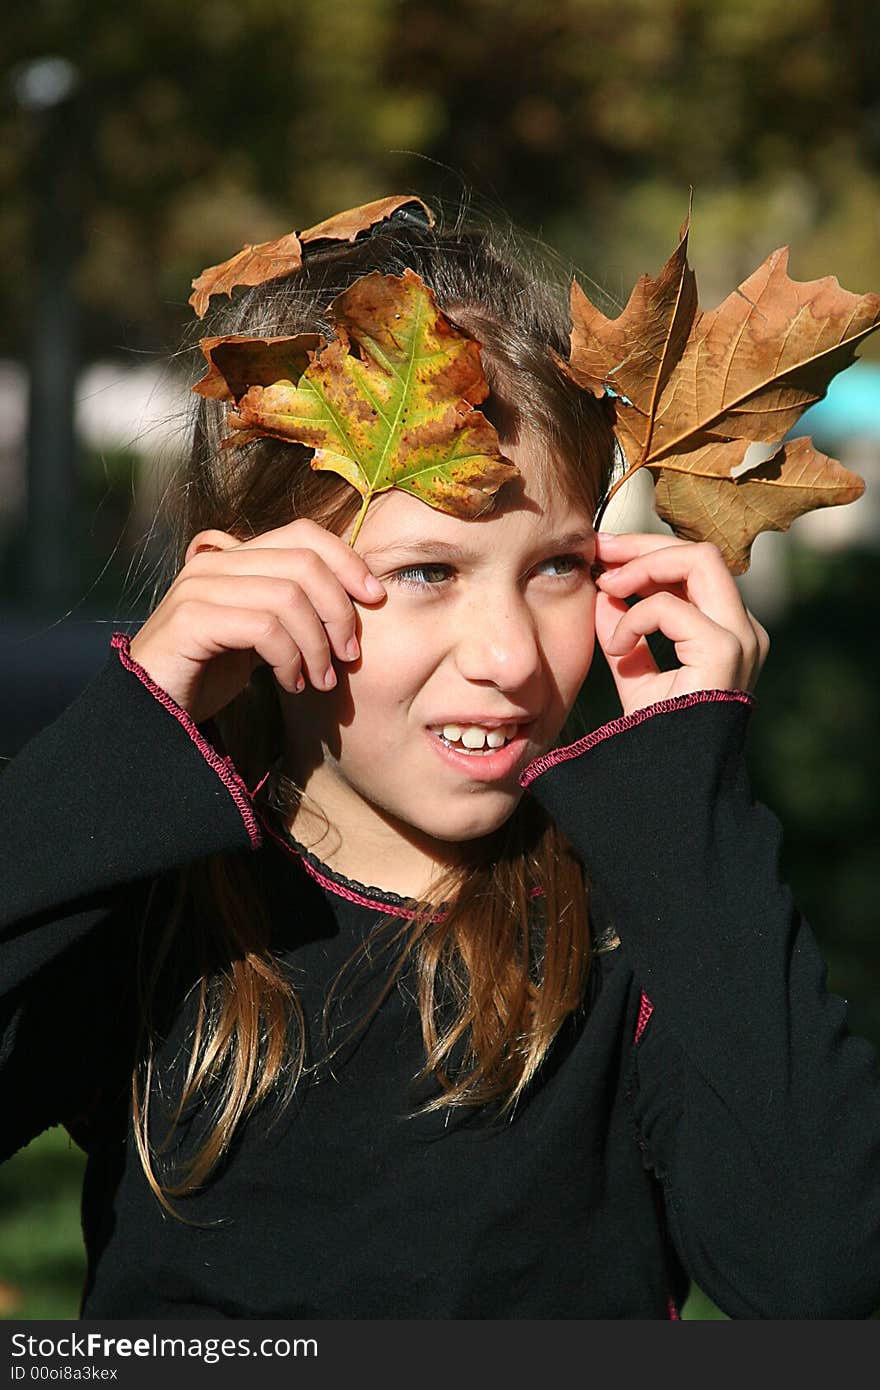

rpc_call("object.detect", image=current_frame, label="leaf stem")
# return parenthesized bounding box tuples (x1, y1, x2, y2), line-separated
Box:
(348, 492, 372, 548)
(592, 456, 646, 532)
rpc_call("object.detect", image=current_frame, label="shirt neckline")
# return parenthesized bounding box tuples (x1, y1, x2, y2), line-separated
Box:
(256, 803, 446, 919)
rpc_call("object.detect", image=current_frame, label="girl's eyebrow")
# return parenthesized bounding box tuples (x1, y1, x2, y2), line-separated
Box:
(359, 529, 596, 563)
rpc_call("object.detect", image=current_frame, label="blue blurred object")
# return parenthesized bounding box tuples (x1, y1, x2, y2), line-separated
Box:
(790, 362, 880, 442)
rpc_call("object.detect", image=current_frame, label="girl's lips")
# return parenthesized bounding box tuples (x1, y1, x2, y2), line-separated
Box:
(424, 725, 532, 782)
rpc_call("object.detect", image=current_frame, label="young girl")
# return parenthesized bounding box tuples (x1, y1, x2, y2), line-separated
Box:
(2, 202, 879, 1321)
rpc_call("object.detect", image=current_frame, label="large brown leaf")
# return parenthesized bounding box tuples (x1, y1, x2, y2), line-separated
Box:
(226, 268, 518, 545)
(565, 213, 697, 421)
(566, 220, 880, 572)
(188, 195, 434, 318)
(652, 437, 866, 572)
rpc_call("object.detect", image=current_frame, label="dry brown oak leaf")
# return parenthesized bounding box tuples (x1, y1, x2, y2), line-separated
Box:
(207, 267, 518, 547)
(563, 215, 880, 573)
(188, 195, 435, 319)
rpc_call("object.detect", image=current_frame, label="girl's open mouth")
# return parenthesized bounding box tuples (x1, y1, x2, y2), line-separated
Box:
(424, 723, 533, 782)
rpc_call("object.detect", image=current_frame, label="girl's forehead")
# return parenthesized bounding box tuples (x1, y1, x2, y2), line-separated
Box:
(350, 484, 592, 560)
(348, 433, 594, 554)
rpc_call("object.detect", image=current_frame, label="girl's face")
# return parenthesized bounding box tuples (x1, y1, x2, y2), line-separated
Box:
(281, 430, 598, 860)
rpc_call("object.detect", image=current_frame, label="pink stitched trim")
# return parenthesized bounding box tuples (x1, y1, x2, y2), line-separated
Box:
(634, 990, 654, 1045)
(248, 765, 544, 903)
(257, 810, 448, 921)
(635, 994, 677, 1322)
(111, 631, 262, 851)
(249, 767, 273, 798)
(518, 688, 756, 788)
(262, 812, 545, 915)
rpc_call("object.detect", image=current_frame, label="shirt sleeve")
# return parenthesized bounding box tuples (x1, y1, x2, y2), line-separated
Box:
(519, 688, 880, 1319)
(0, 631, 264, 1160)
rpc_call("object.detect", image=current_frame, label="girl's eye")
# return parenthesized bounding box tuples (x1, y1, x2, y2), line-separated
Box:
(537, 554, 586, 580)
(390, 555, 588, 592)
(392, 563, 453, 591)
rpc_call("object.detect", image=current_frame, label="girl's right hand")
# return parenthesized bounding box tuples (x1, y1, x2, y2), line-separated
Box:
(127, 518, 386, 724)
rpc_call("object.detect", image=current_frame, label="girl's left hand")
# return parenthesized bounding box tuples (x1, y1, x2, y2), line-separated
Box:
(593, 532, 770, 717)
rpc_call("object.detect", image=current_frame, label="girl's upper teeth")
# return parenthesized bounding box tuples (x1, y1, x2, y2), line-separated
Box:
(435, 723, 518, 749)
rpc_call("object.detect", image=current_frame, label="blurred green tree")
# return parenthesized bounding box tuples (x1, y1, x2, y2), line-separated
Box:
(2, 0, 878, 361)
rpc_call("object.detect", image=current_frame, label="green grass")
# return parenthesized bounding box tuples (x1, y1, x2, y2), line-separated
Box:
(681, 1285, 727, 1320)
(0, 1127, 87, 1319)
(1, 1127, 726, 1320)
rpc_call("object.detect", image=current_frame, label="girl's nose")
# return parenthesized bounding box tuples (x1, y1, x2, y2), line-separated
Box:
(453, 599, 543, 691)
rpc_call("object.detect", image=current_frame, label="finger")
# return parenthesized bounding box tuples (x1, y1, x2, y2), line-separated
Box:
(606, 590, 743, 678)
(173, 599, 306, 694)
(175, 573, 338, 690)
(183, 550, 365, 664)
(747, 609, 771, 662)
(227, 518, 386, 603)
(597, 540, 756, 656)
(594, 589, 660, 691)
(596, 571, 688, 604)
(743, 607, 771, 686)
(596, 530, 684, 559)
(255, 549, 363, 668)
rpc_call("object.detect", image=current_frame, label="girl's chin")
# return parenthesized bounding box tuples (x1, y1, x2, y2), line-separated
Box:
(405, 797, 521, 847)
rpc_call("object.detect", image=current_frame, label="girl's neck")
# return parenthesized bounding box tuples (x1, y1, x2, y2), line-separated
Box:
(282, 784, 472, 905)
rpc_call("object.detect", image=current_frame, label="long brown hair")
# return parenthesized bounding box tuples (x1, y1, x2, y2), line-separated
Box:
(131, 199, 618, 1218)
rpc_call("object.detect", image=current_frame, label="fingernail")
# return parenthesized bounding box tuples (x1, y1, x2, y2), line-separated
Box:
(364, 575, 385, 598)
(323, 667, 337, 688)
(345, 638, 360, 660)
(597, 531, 619, 541)
(295, 675, 306, 693)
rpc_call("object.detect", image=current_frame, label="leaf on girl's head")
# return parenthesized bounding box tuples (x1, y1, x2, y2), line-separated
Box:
(227, 268, 519, 545)
(188, 195, 435, 319)
(568, 215, 880, 571)
(189, 233, 305, 320)
(193, 334, 324, 402)
(298, 194, 435, 247)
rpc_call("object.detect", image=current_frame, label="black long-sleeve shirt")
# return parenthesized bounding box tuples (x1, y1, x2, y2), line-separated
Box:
(1, 630, 879, 1319)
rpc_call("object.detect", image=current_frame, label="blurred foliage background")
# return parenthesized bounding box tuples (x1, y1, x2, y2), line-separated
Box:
(1, 0, 878, 1321)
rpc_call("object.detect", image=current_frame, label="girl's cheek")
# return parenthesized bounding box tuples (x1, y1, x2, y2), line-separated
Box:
(559, 630, 597, 700)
